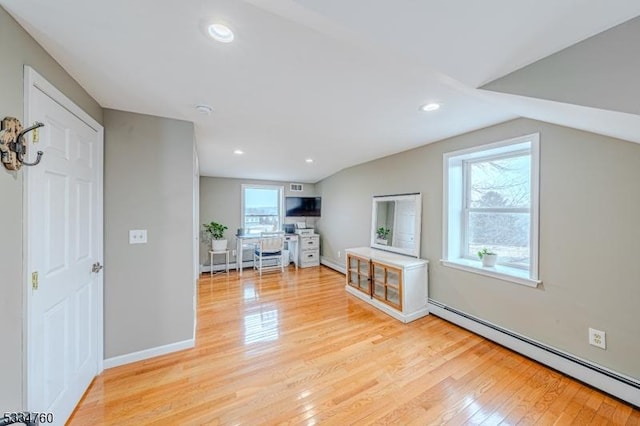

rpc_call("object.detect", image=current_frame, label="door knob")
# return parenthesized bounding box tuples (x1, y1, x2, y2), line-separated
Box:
(92, 262, 103, 273)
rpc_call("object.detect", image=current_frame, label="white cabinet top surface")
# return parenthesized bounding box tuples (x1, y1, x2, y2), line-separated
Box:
(346, 247, 428, 268)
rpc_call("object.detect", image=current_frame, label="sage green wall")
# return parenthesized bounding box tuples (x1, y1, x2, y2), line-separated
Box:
(0, 6, 103, 410)
(199, 177, 316, 267)
(316, 117, 640, 380)
(103, 109, 196, 358)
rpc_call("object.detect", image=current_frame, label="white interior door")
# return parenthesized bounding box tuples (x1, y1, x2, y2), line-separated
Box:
(25, 68, 103, 425)
(393, 200, 416, 249)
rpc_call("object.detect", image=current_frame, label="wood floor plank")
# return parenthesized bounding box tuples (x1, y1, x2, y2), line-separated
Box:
(68, 266, 640, 425)
(534, 378, 582, 425)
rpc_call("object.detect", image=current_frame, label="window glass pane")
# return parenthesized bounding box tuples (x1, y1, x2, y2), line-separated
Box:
(469, 155, 530, 209)
(387, 287, 399, 305)
(373, 283, 384, 298)
(349, 272, 359, 286)
(349, 257, 358, 270)
(468, 211, 530, 267)
(387, 269, 400, 286)
(373, 264, 384, 280)
(243, 187, 281, 234)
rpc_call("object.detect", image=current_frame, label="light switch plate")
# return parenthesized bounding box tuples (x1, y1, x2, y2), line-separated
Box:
(129, 229, 147, 244)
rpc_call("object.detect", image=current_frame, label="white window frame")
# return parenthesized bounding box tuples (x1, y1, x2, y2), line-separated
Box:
(441, 133, 541, 287)
(241, 184, 284, 235)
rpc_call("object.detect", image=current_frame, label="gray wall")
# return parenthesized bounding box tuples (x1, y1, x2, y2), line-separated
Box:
(104, 109, 196, 358)
(482, 16, 640, 115)
(316, 117, 640, 380)
(199, 177, 316, 267)
(0, 6, 103, 410)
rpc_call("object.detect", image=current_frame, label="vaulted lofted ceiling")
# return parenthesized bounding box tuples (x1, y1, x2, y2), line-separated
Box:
(2, 0, 640, 182)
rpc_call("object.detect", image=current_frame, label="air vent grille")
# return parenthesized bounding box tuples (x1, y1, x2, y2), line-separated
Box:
(290, 183, 303, 192)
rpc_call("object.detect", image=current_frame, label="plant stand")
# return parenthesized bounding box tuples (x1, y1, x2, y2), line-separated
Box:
(209, 249, 229, 275)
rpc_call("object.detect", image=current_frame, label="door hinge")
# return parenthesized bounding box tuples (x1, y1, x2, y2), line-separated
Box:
(31, 271, 38, 290)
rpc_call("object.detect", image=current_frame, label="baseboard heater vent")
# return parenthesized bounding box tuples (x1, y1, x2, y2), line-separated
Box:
(428, 299, 640, 395)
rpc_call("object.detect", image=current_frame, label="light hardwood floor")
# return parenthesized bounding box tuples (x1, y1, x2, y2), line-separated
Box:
(69, 266, 640, 425)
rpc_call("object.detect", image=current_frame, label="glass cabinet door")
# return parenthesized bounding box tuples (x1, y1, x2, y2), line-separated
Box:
(346, 254, 371, 295)
(347, 255, 403, 310)
(371, 261, 402, 310)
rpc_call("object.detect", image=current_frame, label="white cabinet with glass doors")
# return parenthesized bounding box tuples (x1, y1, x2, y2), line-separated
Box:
(345, 247, 428, 323)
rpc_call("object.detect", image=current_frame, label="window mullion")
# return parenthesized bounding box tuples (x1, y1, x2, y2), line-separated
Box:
(462, 160, 472, 258)
(468, 207, 530, 214)
(464, 149, 529, 165)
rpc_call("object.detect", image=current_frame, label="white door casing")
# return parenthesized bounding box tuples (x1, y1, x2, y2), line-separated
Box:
(24, 67, 103, 424)
(193, 147, 199, 338)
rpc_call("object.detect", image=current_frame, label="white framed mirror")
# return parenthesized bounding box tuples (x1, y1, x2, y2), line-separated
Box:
(370, 193, 422, 258)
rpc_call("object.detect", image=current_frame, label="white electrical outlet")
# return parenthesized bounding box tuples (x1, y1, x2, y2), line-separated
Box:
(589, 328, 606, 349)
(129, 229, 148, 244)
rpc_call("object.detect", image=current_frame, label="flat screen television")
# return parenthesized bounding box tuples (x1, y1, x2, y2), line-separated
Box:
(285, 196, 322, 217)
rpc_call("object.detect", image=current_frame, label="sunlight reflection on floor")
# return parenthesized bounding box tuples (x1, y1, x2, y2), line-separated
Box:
(244, 305, 279, 344)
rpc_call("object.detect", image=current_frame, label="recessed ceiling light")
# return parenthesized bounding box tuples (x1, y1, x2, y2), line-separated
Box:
(195, 104, 213, 115)
(305, 158, 313, 163)
(208, 23, 234, 43)
(420, 103, 441, 112)
(233, 149, 244, 155)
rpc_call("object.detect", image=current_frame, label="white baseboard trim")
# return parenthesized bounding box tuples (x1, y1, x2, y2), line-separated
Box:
(321, 256, 345, 274)
(202, 260, 290, 274)
(428, 299, 640, 407)
(202, 263, 238, 273)
(103, 338, 195, 369)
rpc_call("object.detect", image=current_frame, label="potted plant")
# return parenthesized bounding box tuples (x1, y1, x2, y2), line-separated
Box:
(477, 248, 497, 267)
(376, 227, 391, 245)
(203, 221, 228, 251)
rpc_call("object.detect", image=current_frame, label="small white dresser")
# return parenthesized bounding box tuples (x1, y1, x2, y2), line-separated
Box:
(345, 247, 428, 323)
(297, 233, 320, 268)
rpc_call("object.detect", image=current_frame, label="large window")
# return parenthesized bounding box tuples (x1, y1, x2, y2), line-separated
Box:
(241, 184, 284, 235)
(443, 134, 540, 286)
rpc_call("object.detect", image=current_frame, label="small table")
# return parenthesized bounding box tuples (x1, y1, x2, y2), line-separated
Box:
(235, 235, 260, 277)
(209, 249, 229, 275)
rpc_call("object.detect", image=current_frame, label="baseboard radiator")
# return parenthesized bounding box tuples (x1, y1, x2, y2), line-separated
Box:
(428, 299, 640, 407)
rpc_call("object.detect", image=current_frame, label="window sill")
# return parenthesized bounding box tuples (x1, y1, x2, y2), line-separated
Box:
(440, 258, 541, 288)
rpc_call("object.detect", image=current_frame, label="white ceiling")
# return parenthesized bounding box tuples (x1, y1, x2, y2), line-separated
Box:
(3, 0, 640, 182)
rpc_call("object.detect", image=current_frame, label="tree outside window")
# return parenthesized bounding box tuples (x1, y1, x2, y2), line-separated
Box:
(465, 152, 531, 269)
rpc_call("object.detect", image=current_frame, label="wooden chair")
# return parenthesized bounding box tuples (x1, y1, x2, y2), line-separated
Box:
(253, 232, 285, 276)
